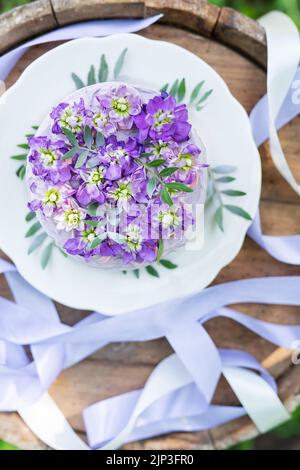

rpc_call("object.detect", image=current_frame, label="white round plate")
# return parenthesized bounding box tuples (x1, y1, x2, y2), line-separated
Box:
(0, 34, 261, 315)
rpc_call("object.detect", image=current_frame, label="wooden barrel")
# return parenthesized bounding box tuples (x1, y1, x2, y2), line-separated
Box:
(0, 0, 300, 451)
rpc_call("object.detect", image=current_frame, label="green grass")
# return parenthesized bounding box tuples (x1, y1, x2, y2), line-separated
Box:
(0, 0, 300, 453)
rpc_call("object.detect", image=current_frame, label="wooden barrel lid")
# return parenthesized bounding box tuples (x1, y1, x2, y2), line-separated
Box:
(0, 0, 299, 450)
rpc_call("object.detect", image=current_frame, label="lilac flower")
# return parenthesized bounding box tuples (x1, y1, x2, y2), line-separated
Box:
(97, 85, 141, 130)
(91, 106, 116, 137)
(64, 223, 105, 256)
(28, 181, 73, 217)
(98, 136, 140, 181)
(76, 166, 106, 205)
(134, 94, 191, 143)
(121, 223, 157, 265)
(28, 136, 72, 184)
(50, 98, 88, 135)
(54, 199, 86, 232)
(145, 138, 180, 159)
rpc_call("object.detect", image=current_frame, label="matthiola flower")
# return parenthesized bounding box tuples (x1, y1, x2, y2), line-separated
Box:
(54, 200, 86, 232)
(120, 222, 157, 265)
(28, 136, 72, 184)
(28, 181, 73, 217)
(64, 223, 105, 256)
(135, 93, 191, 143)
(98, 136, 140, 180)
(107, 178, 133, 206)
(97, 85, 141, 130)
(91, 106, 116, 137)
(76, 166, 106, 205)
(145, 138, 179, 159)
(50, 98, 88, 135)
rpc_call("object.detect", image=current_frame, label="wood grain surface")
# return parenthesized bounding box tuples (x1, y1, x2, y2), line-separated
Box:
(0, 1, 299, 451)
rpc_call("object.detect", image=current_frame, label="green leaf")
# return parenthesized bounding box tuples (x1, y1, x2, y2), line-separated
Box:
(189, 81, 204, 104)
(133, 269, 140, 279)
(32, 125, 39, 131)
(99, 54, 109, 82)
(159, 167, 178, 178)
(216, 176, 236, 183)
(62, 127, 78, 147)
(17, 143, 29, 150)
(197, 89, 213, 105)
(25, 221, 41, 238)
(160, 188, 173, 207)
(177, 78, 186, 102)
(58, 247, 68, 258)
(114, 48, 128, 79)
(25, 211, 36, 222)
(221, 190, 246, 197)
(165, 182, 193, 193)
(87, 65, 96, 85)
(90, 237, 102, 249)
(84, 219, 100, 227)
(215, 206, 224, 232)
(147, 176, 157, 198)
(86, 203, 99, 216)
(157, 240, 164, 262)
(146, 265, 160, 278)
(16, 165, 26, 180)
(212, 165, 237, 174)
(28, 232, 47, 255)
(96, 131, 105, 148)
(159, 259, 178, 269)
(224, 205, 252, 221)
(86, 157, 100, 169)
(62, 147, 78, 160)
(11, 154, 27, 161)
(169, 79, 179, 97)
(148, 159, 166, 167)
(75, 150, 89, 169)
(160, 83, 169, 92)
(139, 152, 153, 158)
(41, 243, 54, 270)
(71, 73, 85, 89)
(84, 125, 93, 148)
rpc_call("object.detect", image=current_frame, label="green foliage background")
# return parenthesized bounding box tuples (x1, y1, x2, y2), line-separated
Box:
(0, 0, 300, 452)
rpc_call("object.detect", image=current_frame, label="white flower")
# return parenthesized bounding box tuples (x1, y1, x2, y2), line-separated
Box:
(55, 200, 86, 232)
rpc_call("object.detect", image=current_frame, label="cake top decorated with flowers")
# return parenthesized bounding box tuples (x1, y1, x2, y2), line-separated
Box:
(26, 83, 207, 269)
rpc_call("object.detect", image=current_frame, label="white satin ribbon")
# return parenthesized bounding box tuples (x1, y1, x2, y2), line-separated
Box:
(259, 11, 300, 195)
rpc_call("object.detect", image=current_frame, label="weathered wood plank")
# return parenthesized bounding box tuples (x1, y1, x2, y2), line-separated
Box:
(0, 0, 57, 54)
(214, 7, 267, 69)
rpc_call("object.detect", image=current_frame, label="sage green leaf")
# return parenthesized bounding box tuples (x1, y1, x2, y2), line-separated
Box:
(16, 165, 26, 180)
(75, 150, 89, 169)
(90, 237, 102, 249)
(148, 159, 166, 167)
(86, 203, 99, 216)
(215, 206, 224, 232)
(58, 247, 68, 258)
(86, 157, 100, 169)
(41, 243, 54, 270)
(114, 48, 128, 79)
(160, 83, 169, 92)
(139, 152, 153, 158)
(62, 147, 78, 160)
(84, 125, 93, 148)
(96, 131, 105, 147)
(11, 154, 27, 161)
(212, 165, 237, 174)
(197, 89, 213, 106)
(157, 240, 164, 262)
(146, 265, 160, 278)
(224, 205, 252, 221)
(189, 81, 204, 104)
(160, 188, 173, 207)
(71, 73, 85, 89)
(25, 211, 36, 222)
(165, 182, 193, 193)
(147, 176, 157, 198)
(62, 127, 78, 147)
(216, 176, 236, 183)
(133, 269, 140, 279)
(18, 143, 29, 150)
(169, 79, 179, 97)
(28, 232, 47, 255)
(99, 54, 109, 82)
(32, 125, 39, 131)
(159, 259, 178, 269)
(85, 220, 100, 227)
(87, 65, 96, 85)
(159, 167, 178, 178)
(177, 78, 186, 102)
(25, 221, 41, 238)
(221, 190, 246, 197)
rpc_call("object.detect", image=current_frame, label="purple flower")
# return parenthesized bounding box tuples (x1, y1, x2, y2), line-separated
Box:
(91, 106, 116, 137)
(28, 136, 72, 184)
(50, 98, 88, 135)
(134, 94, 191, 143)
(28, 181, 74, 217)
(76, 166, 106, 205)
(96, 85, 142, 130)
(98, 136, 140, 181)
